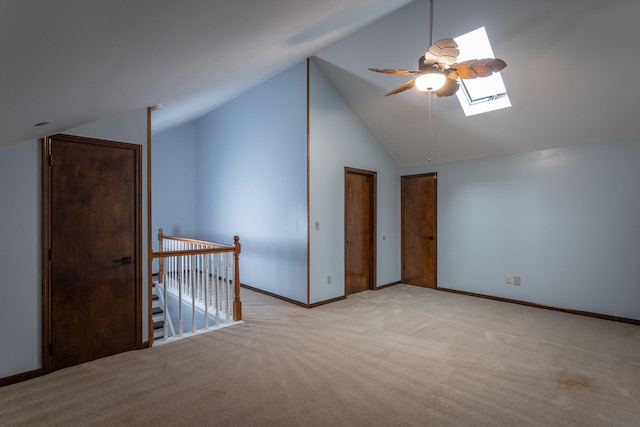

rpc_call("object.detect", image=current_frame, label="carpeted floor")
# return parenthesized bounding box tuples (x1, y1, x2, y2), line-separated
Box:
(1, 284, 639, 426)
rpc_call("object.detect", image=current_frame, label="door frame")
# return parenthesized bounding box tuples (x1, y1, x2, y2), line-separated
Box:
(344, 167, 377, 295)
(401, 172, 438, 288)
(41, 134, 143, 373)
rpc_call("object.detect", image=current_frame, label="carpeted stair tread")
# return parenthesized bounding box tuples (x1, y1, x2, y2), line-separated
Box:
(153, 320, 164, 330)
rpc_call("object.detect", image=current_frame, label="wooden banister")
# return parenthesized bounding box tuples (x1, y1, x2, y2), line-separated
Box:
(158, 228, 164, 282)
(153, 247, 235, 258)
(153, 229, 242, 323)
(158, 229, 232, 249)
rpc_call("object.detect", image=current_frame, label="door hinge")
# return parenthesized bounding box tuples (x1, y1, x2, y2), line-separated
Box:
(48, 248, 52, 261)
(49, 342, 53, 354)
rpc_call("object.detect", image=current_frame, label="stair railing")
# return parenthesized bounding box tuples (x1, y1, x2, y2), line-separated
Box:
(152, 229, 242, 340)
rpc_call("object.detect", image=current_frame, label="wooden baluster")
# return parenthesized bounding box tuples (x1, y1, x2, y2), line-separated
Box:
(191, 254, 196, 334)
(163, 269, 168, 340)
(215, 254, 220, 327)
(185, 243, 189, 299)
(204, 254, 210, 330)
(233, 235, 242, 321)
(223, 253, 227, 323)
(169, 240, 174, 282)
(158, 228, 164, 283)
(224, 252, 233, 324)
(198, 252, 204, 305)
(170, 241, 174, 288)
(167, 240, 172, 281)
(178, 255, 183, 337)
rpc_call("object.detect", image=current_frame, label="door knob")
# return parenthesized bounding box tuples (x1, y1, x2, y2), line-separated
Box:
(112, 256, 132, 265)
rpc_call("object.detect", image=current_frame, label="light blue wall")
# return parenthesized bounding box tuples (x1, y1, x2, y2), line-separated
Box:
(151, 59, 639, 321)
(0, 140, 41, 378)
(309, 59, 401, 304)
(155, 59, 402, 306)
(152, 121, 198, 251)
(402, 139, 640, 319)
(0, 109, 149, 379)
(195, 63, 308, 303)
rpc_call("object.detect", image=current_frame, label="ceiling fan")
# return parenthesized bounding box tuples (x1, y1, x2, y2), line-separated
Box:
(369, 0, 506, 97)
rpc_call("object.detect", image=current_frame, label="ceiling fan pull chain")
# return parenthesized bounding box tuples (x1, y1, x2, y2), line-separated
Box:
(427, 91, 438, 164)
(428, 92, 433, 163)
(433, 93, 438, 163)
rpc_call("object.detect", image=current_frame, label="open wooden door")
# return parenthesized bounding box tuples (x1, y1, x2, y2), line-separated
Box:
(401, 173, 437, 288)
(344, 167, 376, 295)
(42, 134, 142, 372)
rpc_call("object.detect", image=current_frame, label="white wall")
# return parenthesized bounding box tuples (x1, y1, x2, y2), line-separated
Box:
(309, 59, 401, 304)
(402, 139, 640, 319)
(0, 140, 41, 378)
(195, 63, 308, 303)
(0, 108, 149, 379)
(152, 121, 198, 249)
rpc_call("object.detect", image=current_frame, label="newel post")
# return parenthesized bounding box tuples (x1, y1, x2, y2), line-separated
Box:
(158, 228, 164, 283)
(233, 235, 242, 321)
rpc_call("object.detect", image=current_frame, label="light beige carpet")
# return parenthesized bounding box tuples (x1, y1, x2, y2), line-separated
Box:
(1, 284, 639, 426)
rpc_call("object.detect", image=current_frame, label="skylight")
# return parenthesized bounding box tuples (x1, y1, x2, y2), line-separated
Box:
(453, 27, 510, 116)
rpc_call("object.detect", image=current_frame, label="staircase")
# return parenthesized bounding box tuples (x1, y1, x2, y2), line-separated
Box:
(151, 230, 243, 344)
(152, 281, 165, 341)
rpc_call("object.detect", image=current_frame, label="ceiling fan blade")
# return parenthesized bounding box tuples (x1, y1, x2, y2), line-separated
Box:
(451, 58, 507, 79)
(369, 68, 420, 75)
(384, 79, 417, 96)
(424, 38, 459, 68)
(433, 78, 459, 97)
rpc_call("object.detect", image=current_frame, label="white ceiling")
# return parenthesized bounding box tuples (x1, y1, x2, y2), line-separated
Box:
(2, 0, 639, 166)
(0, 0, 411, 146)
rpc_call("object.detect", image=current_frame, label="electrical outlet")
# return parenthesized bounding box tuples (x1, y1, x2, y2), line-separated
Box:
(315, 221, 320, 230)
(505, 275, 512, 284)
(513, 275, 521, 286)
(327, 275, 332, 284)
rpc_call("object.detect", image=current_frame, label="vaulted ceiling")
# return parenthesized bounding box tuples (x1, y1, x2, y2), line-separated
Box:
(316, 0, 640, 165)
(2, 0, 639, 166)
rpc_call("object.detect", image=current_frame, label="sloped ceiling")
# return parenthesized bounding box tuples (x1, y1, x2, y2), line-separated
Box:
(2, 0, 639, 167)
(315, 0, 640, 166)
(0, 0, 411, 148)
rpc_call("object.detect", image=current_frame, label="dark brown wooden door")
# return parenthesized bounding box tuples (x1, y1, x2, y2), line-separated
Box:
(401, 173, 437, 288)
(345, 168, 376, 295)
(47, 134, 140, 371)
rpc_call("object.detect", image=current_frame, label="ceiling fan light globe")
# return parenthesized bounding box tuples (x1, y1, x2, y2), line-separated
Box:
(415, 73, 446, 92)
